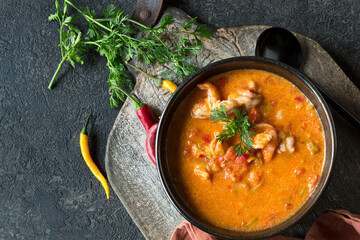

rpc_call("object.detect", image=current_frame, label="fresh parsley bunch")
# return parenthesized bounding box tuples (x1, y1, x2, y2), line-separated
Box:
(210, 105, 255, 156)
(48, 0, 212, 107)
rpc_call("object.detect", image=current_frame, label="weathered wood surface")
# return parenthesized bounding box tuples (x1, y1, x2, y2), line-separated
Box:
(105, 7, 360, 240)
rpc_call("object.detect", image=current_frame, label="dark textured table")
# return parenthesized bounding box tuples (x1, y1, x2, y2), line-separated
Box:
(1, 1, 359, 239)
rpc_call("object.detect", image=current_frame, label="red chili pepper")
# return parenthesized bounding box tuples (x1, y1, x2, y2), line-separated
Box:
(127, 95, 158, 164)
(136, 104, 156, 133)
(132, 97, 157, 164)
(128, 95, 156, 133)
(146, 123, 158, 165)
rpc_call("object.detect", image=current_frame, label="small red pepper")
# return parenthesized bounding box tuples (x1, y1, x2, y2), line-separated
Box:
(129, 95, 158, 164)
(146, 123, 158, 165)
(128, 94, 156, 133)
(136, 104, 156, 133)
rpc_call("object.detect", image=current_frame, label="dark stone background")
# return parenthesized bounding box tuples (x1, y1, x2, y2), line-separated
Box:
(0, 0, 359, 239)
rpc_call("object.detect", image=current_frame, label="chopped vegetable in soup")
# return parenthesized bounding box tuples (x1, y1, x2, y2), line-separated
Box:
(166, 69, 324, 231)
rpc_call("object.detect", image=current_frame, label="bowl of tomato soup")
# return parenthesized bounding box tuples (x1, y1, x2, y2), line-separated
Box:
(156, 57, 336, 239)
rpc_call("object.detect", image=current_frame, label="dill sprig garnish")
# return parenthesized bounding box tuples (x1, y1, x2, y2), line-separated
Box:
(209, 105, 255, 156)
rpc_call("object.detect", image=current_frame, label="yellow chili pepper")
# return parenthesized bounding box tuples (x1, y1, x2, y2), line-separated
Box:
(161, 79, 178, 93)
(80, 114, 109, 199)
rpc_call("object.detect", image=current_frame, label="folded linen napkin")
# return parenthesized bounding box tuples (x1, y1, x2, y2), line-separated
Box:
(171, 209, 360, 240)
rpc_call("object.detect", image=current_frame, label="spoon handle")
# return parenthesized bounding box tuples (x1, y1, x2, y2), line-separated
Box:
(313, 82, 360, 131)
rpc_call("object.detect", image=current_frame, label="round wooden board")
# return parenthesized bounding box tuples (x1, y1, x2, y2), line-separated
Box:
(105, 7, 360, 240)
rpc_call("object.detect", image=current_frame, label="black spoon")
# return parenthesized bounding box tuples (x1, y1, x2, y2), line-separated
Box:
(255, 27, 360, 131)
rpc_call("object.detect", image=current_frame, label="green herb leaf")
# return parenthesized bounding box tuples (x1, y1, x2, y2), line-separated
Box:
(210, 106, 255, 156)
(183, 17, 196, 30)
(160, 14, 174, 28)
(194, 25, 212, 39)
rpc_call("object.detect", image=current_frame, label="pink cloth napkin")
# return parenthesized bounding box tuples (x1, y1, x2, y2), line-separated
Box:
(171, 209, 360, 240)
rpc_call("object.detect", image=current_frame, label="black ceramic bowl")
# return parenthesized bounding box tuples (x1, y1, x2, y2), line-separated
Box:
(156, 57, 336, 239)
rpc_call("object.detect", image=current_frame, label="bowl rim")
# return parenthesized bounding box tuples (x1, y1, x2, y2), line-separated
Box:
(156, 56, 336, 239)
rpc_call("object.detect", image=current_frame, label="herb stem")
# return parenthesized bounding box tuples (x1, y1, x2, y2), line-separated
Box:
(48, 57, 66, 89)
(125, 19, 149, 29)
(59, 24, 64, 58)
(154, 34, 168, 49)
(126, 18, 198, 38)
(85, 41, 100, 47)
(65, 1, 114, 34)
(126, 62, 162, 85)
(164, 30, 199, 35)
(65, 1, 100, 25)
(109, 85, 143, 109)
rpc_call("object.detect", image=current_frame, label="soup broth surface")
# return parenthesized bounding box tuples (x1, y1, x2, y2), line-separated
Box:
(167, 69, 324, 231)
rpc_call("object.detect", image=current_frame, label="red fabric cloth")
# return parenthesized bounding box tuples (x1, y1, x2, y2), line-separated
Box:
(171, 209, 360, 240)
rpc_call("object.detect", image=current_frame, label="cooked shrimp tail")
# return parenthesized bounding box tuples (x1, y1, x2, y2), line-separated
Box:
(252, 123, 278, 162)
(192, 82, 237, 118)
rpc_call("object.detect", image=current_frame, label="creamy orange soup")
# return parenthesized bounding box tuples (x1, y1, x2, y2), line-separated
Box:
(167, 69, 324, 231)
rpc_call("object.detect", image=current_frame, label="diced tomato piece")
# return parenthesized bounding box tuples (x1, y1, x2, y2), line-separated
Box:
(225, 161, 249, 182)
(285, 203, 293, 210)
(224, 148, 237, 161)
(216, 77, 228, 87)
(202, 134, 212, 144)
(235, 154, 249, 164)
(249, 89, 257, 94)
(294, 96, 306, 102)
